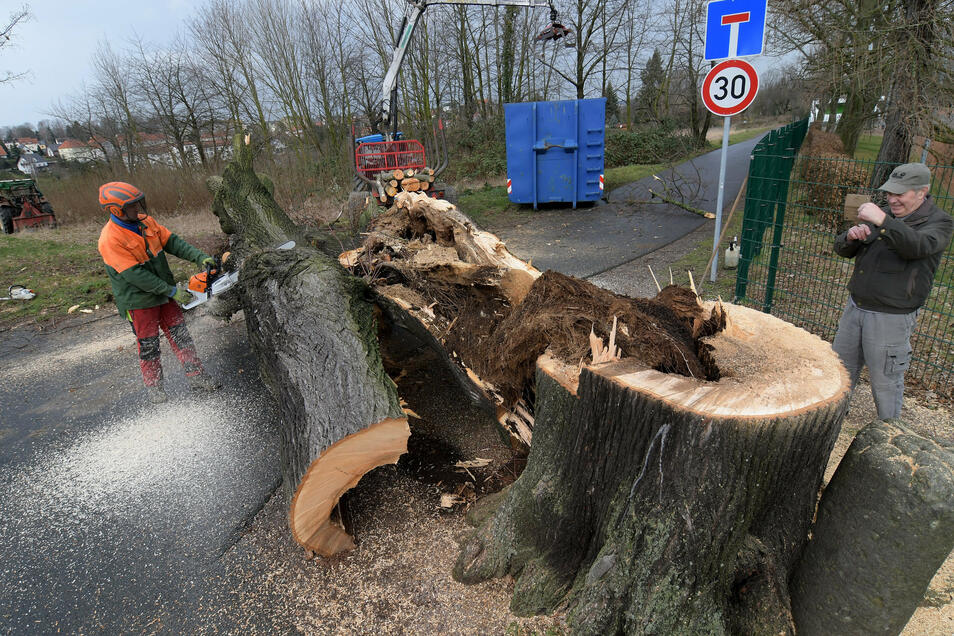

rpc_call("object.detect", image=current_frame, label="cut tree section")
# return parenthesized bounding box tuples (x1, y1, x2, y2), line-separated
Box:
(454, 302, 850, 634)
(290, 417, 410, 556)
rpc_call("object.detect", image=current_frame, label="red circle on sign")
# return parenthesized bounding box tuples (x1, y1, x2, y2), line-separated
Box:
(701, 59, 759, 116)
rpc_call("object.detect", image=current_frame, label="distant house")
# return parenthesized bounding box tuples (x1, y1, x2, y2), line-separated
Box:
(17, 152, 49, 176)
(0, 145, 7, 158)
(46, 142, 60, 158)
(58, 138, 105, 162)
(15, 137, 40, 153)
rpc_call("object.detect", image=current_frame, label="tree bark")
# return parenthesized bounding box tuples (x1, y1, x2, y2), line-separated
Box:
(454, 304, 850, 634)
(872, 0, 938, 187)
(790, 420, 954, 635)
(208, 135, 409, 556)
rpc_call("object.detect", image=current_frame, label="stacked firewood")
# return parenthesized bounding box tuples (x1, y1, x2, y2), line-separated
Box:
(370, 167, 436, 206)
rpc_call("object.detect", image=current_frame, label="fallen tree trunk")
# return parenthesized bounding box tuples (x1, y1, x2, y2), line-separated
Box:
(208, 136, 409, 556)
(211, 147, 851, 630)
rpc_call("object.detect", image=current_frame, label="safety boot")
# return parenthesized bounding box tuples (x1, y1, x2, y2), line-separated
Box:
(146, 384, 168, 404)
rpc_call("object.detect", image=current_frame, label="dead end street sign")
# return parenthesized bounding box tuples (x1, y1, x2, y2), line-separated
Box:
(704, 0, 768, 60)
(701, 59, 759, 116)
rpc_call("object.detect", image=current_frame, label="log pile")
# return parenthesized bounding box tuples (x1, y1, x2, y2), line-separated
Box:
(369, 167, 437, 207)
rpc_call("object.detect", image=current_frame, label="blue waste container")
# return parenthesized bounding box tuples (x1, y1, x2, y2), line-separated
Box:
(504, 98, 606, 209)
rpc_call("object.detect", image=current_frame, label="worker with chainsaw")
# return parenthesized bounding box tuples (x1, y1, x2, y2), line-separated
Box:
(833, 163, 953, 419)
(97, 181, 218, 403)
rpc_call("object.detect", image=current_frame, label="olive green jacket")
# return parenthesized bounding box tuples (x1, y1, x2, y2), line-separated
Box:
(834, 198, 953, 313)
(98, 214, 209, 317)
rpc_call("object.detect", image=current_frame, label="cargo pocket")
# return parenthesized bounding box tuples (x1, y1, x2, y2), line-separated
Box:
(884, 344, 912, 376)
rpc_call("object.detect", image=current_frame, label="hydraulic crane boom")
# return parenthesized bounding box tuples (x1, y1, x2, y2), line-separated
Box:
(378, 0, 570, 138)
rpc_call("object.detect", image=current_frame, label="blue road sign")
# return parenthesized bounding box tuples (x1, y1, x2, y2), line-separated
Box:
(704, 0, 767, 60)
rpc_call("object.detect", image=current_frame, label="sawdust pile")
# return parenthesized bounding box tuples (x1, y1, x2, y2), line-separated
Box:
(353, 200, 726, 405)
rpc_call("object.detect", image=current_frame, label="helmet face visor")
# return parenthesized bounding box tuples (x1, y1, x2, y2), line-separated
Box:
(121, 197, 147, 219)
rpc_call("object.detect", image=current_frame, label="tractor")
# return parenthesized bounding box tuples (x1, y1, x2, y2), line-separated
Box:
(0, 178, 57, 233)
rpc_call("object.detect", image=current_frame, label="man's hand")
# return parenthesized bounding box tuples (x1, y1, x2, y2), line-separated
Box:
(846, 224, 872, 241)
(172, 288, 194, 305)
(201, 257, 216, 267)
(857, 202, 887, 226)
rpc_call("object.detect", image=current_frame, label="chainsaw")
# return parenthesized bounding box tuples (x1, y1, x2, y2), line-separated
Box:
(181, 240, 296, 309)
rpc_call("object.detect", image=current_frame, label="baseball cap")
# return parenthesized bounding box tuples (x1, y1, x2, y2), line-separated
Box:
(879, 163, 931, 194)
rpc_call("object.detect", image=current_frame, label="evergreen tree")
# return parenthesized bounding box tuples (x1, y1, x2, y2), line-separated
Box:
(634, 49, 665, 124)
(604, 81, 620, 126)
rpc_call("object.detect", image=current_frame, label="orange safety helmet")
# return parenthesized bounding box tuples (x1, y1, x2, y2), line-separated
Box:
(99, 182, 145, 216)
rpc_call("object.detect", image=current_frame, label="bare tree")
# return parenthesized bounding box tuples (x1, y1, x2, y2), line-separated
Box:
(91, 40, 142, 170)
(190, 0, 272, 138)
(0, 5, 31, 85)
(772, 0, 954, 160)
(873, 0, 948, 177)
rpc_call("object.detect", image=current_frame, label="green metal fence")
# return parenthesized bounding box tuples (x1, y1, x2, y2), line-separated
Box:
(735, 118, 954, 397)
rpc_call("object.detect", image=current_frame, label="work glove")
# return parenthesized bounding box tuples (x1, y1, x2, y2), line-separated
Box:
(201, 256, 216, 267)
(172, 288, 194, 305)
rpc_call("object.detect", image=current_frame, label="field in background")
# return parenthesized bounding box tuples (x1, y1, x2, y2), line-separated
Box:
(0, 211, 227, 328)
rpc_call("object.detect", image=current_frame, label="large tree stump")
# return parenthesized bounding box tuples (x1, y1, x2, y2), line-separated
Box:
(453, 304, 850, 634)
(209, 136, 408, 556)
(790, 420, 954, 635)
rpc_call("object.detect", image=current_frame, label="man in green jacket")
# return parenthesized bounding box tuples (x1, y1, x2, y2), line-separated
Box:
(97, 181, 218, 403)
(833, 163, 953, 419)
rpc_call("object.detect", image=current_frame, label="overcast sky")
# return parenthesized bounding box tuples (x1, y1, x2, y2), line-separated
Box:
(0, 1, 194, 129)
(1, 1, 797, 134)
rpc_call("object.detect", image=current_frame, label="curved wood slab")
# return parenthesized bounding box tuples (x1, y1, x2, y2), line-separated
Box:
(289, 417, 410, 556)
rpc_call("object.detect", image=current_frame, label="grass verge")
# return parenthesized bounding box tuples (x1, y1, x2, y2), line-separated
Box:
(0, 212, 225, 330)
(0, 233, 114, 327)
(669, 190, 746, 302)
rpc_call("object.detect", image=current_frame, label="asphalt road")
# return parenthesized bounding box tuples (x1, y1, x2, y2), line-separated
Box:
(488, 134, 764, 278)
(0, 311, 281, 633)
(0, 135, 763, 633)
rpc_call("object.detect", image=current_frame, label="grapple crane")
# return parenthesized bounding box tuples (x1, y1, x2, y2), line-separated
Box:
(350, 0, 571, 210)
(378, 0, 571, 139)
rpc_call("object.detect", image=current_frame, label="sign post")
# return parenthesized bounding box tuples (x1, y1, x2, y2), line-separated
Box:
(702, 0, 767, 282)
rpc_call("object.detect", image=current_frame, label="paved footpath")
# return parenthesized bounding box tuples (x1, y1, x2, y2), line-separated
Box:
(0, 312, 281, 633)
(487, 134, 763, 279)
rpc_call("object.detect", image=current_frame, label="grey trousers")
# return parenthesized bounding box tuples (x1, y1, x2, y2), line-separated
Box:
(832, 298, 917, 420)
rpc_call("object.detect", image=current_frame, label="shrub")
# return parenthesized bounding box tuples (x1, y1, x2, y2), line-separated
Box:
(444, 116, 507, 180)
(36, 164, 214, 226)
(604, 126, 695, 167)
(799, 153, 872, 229)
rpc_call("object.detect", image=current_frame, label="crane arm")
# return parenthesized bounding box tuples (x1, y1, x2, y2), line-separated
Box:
(378, 0, 558, 137)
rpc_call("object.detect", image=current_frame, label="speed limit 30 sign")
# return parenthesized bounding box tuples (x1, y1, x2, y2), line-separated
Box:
(701, 59, 759, 116)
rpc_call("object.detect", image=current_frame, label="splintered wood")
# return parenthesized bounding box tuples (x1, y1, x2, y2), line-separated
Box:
(342, 191, 728, 448)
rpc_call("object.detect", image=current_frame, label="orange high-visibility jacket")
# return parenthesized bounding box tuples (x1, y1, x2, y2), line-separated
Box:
(98, 214, 208, 317)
